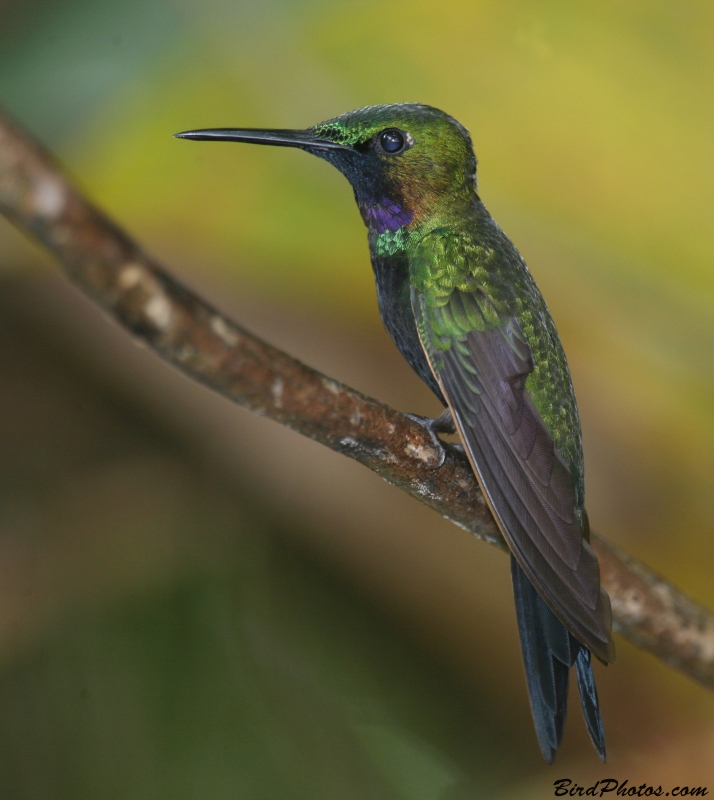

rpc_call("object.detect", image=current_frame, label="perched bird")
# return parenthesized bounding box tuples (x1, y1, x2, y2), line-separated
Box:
(175, 104, 615, 762)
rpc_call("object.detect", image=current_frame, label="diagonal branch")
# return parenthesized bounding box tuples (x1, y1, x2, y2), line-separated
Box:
(1, 107, 713, 689)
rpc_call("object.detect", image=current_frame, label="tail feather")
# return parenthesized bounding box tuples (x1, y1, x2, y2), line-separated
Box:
(511, 555, 605, 763)
(575, 648, 606, 760)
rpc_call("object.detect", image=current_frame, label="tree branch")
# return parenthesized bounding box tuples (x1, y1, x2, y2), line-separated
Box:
(2, 107, 713, 689)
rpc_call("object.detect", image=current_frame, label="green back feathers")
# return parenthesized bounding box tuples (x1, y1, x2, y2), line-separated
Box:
(410, 224, 583, 500)
(312, 103, 583, 495)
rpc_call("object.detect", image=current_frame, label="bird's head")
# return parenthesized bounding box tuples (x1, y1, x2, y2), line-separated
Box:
(175, 103, 477, 233)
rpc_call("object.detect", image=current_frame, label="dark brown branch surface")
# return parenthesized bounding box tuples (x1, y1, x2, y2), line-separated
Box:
(2, 108, 714, 690)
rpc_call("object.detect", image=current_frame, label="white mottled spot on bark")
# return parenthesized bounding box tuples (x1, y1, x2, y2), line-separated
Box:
(673, 619, 714, 662)
(349, 408, 361, 426)
(145, 294, 173, 331)
(117, 265, 172, 331)
(322, 378, 341, 395)
(405, 442, 439, 464)
(271, 377, 284, 409)
(34, 176, 65, 218)
(210, 316, 240, 347)
(118, 264, 145, 290)
(387, 423, 396, 435)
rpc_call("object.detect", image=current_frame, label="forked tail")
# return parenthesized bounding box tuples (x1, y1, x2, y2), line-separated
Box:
(511, 555, 606, 762)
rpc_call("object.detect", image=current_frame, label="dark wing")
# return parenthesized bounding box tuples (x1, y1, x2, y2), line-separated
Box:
(411, 286, 613, 663)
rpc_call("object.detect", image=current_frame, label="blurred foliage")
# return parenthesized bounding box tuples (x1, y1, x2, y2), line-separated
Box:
(2, 0, 714, 797)
(0, 282, 519, 799)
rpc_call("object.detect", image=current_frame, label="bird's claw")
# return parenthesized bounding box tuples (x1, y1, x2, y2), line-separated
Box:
(404, 412, 451, 469)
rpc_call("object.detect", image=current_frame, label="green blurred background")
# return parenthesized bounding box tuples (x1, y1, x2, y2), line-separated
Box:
(1, 1, 714, 797)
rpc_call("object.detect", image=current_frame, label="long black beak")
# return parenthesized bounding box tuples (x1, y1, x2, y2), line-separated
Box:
(173, 128, 351, 152)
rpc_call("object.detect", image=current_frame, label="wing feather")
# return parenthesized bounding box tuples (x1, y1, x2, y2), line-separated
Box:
(413, 287, 613, 663)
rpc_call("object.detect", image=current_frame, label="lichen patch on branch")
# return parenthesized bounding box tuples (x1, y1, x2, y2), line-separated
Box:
(32, 175, 65, 219)
(210, 315, 240, 347)
(404, 441, 442, 468)
(118, 263, 146, 290)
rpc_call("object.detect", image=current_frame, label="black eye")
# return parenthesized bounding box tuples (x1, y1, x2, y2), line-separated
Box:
(378, 129, 406, 154)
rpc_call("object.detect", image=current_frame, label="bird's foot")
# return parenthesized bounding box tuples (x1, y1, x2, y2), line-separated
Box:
(432, 407, 457, 435)
(403, 408, 457, 468)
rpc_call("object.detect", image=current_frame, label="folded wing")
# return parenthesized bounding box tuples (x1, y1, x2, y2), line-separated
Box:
(411, 276, 613, 663)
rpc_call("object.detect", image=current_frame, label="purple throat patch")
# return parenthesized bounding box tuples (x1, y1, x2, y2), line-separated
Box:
(363, 199, 413, 233)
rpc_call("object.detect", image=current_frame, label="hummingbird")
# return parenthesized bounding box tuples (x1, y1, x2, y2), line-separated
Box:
(175, 103, 615, 763)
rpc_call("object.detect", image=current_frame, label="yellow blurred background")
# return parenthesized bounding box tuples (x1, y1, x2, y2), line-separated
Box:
(1, 0, 714, 797)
